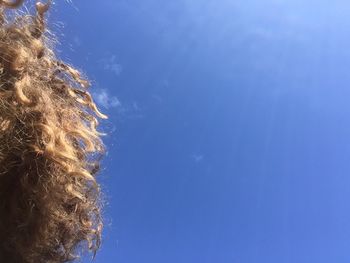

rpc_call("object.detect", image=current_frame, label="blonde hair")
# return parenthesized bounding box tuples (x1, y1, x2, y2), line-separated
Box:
(0, 1, 106, 262)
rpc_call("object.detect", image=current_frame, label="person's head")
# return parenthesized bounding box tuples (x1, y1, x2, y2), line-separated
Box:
(0, 1, 106, 262)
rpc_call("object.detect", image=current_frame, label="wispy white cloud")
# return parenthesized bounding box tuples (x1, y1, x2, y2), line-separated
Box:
(73, 36, 81, 47)
(132, 101, 140, 111)
(99, 55, 123, 76)
(191, 154, 204, 163)
(93, 89, 121, 109)
(119, 100, 144, 120)
(92, 89, 144, 121)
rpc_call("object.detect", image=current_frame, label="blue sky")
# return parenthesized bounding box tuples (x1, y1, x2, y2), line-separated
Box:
(51, 0, 350, 262)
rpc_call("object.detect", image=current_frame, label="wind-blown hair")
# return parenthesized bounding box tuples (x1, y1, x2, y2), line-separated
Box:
(0, 1, 106, 262)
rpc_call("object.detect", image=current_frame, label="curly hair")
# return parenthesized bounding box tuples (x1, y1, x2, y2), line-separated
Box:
(0, 1, 107, 262)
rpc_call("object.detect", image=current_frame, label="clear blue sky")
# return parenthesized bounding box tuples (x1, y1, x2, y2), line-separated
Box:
(52, 0, 350, 262)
